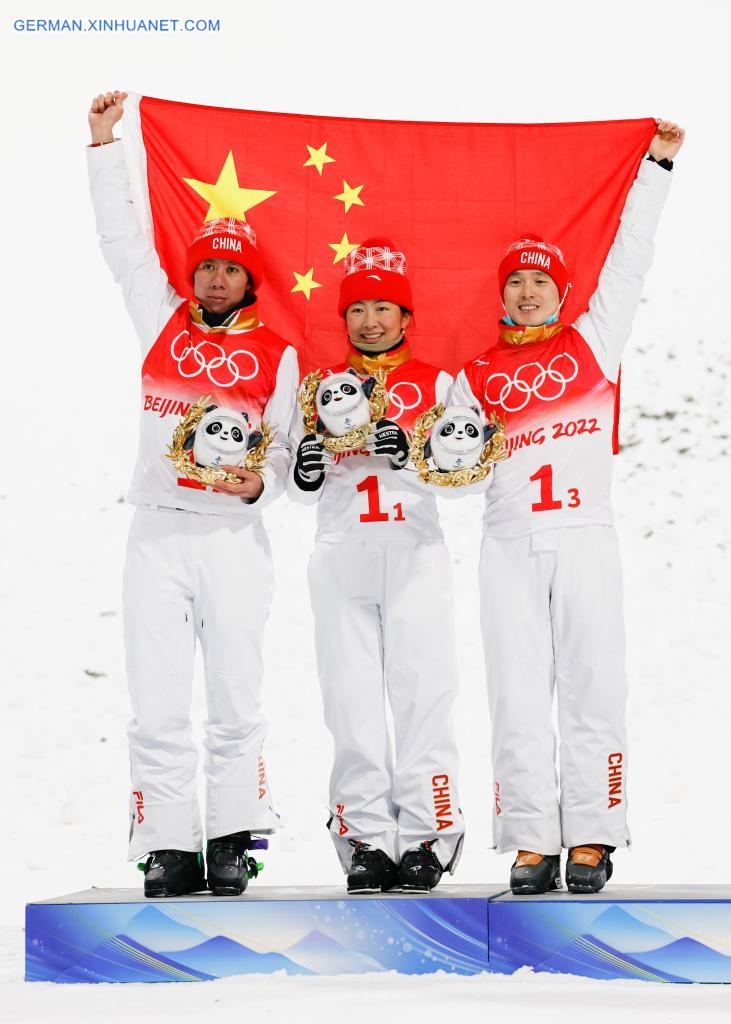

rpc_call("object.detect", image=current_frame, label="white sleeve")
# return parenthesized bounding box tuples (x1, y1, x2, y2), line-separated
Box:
(573, 159, 673, 383)
(434, 370, 453, 406)
(250, 345, 299, 508)
(87, 140, 180, 354)
(448, 368, 482, 409)
(286, 382, 324, 506)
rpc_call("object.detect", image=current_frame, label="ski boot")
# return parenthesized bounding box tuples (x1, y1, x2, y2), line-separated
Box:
(399, 841, 443, 893)
(138, 850, 206, 898)
(346, 840, 399, 894)
(509, 851, 562, 895)
(566, 845, 614, 894)
(206, 831, 266, 896)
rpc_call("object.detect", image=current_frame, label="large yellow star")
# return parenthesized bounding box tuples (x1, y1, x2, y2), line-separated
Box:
(183, 151, 276, 222)
(291, 267, 322, 301)
(303, 142, 335, 175)
(328, 232, 360, 264)
(333, 180, 365, 213)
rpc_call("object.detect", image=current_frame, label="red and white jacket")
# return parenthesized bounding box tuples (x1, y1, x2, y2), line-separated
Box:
(288, 347, 452, 542)
(451, 159, 672, 537)
(87, 141, 298, 517)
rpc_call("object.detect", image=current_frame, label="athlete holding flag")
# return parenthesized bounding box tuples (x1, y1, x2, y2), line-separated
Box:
(451, 119, 685, 894)
(87, 91, 298, 898)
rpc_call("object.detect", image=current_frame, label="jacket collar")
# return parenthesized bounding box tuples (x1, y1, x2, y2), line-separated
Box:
(498, 320, 565, 346)
(189, 300, 260, 334)
(347, 342, 412, 375)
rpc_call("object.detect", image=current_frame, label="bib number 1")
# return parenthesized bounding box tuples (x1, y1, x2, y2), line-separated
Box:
(356, 475, 406, 523)
(529, 464, 581, 512)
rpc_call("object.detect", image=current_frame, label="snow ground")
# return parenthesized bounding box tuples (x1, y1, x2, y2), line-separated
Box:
(2, 0, 730, 1020)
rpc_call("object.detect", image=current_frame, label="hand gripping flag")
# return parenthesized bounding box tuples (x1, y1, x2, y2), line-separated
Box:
(121, 94, 655, 374)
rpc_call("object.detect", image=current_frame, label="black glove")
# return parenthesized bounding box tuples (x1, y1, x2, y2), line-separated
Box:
(366, 419, 409, 470)
(294, 434, 329, 491)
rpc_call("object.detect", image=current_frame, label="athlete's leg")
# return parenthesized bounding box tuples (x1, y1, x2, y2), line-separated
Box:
(124, 509, 201, 860)
(383, 541, 464, 869)
(194, 515, 279, 840)
(552, 526, 630, 849)
(308, 540, 397, 869)
(480, 532, 560, 855)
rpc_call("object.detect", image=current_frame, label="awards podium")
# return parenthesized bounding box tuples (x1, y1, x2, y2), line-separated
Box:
(26, 884, 731, 984)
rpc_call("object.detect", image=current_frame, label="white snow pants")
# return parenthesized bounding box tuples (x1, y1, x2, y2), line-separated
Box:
(123, 508, 279, 860)
(479, 526, 630, 855)
(308, 539, 464, 872)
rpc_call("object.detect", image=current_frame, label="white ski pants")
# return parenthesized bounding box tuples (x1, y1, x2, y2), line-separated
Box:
(123, 508, 279, 860)
(479, 526, 630, 855)
(308, 539, 464, 872)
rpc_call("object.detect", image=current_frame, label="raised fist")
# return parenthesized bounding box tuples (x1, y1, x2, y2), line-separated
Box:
(89, 91, 128, 144)
(649, 119, 685, 163)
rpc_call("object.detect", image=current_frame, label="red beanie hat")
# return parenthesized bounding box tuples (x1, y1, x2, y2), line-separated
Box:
(186, 218, 265, 291)
(498, 234, 569, 299)
(338, 237, 413, 315)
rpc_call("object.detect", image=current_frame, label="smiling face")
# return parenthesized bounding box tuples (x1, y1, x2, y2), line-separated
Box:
(193, 258, 251, 315)
(503, 269, 560, 327)
(345, 299, 410, 353)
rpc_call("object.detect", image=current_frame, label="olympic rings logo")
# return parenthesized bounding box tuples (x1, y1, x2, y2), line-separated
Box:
(484, 353, 579, 413)
(170, 331, 259, 389)
(387, 381, 422, 421)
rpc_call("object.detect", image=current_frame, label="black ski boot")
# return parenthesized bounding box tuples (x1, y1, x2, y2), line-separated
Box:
(346, 840, 399, 894)
(510, 851, 562, 895)
(566, 845, 614, 894)
(399, 841, 443, 893)
(207, 831, 262, 896)
(139, 850, 206, 898)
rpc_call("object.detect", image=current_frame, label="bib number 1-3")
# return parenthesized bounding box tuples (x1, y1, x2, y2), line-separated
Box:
(529, 464, 580, 512)
(356, 475, 406, 523)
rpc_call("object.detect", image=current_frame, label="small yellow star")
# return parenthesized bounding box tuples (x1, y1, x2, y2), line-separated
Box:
(328, 232, 360, 264)
(183, 151, 277, 222)
(291, 267, 322, 300)
(333, 180, 365, 213)
(303, 142, 335, 175)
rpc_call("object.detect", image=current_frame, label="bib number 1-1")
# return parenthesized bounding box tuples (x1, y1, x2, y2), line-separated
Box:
(356, 475, 406, 523)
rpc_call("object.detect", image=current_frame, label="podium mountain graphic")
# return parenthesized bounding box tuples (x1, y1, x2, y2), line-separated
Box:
(587, 905, 677, 953)
(123, 905, 212, 952)
(285, 928, 386, 974)
(163, 935, 314, 977)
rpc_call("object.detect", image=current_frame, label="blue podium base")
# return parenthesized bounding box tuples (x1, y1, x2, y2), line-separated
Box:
(26, 885, 731, 984)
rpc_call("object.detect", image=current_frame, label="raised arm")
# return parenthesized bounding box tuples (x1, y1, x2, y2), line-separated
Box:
(574, 119, 684, 383)
(87, 90, 181, 353)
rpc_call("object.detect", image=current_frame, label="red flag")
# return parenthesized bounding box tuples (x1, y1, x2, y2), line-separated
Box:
(130, 95, 655, 373)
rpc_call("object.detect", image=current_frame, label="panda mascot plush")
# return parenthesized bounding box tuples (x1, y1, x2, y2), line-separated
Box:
(425, 405, 497, 472)
(184, 405, 262, 469)
(315, 369, 377, 437)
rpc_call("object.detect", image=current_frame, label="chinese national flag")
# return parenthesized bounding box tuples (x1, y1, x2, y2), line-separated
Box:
(126, 94, 655, 374)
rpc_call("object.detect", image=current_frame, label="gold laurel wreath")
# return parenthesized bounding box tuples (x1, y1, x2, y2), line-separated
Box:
(298, 368, 390, 453)
(408, 404, 508, 487)
(166, 395, 273, 487)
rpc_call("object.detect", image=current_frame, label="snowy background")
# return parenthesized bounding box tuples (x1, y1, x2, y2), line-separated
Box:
(1, 0, 730, 1019)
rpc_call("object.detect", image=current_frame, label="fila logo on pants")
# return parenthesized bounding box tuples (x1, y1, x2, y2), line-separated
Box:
(432, 774, 454, 831)
(335, 804, 348, 836)
(608, 753, 623, 809)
